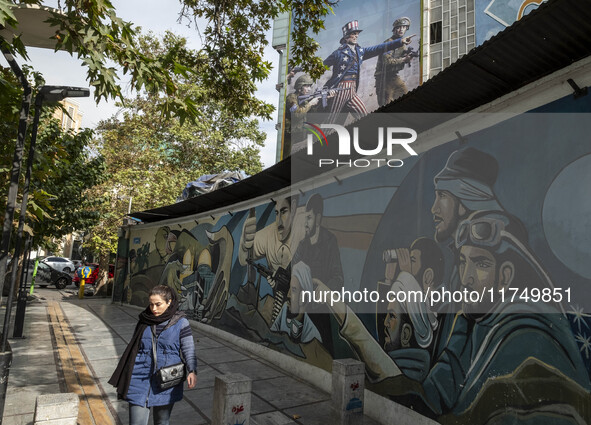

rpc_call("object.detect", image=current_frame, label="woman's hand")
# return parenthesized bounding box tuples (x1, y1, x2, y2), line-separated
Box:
(187, 372, 198, 389)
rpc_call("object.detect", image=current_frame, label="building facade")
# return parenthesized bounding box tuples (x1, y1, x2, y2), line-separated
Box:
(274, 0, 548, 160)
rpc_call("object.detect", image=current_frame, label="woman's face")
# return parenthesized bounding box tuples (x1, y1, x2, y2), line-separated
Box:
(149, 294, 171, 316)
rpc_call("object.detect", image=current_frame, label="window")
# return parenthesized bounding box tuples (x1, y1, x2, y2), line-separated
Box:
(63, 106, 75, 130)
(430, 21, 442, 44)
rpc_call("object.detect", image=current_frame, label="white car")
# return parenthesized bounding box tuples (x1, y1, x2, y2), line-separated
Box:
(41, 256, 75, 274)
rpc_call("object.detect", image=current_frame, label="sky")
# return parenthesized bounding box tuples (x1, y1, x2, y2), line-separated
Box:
(21, 0, 281, 168)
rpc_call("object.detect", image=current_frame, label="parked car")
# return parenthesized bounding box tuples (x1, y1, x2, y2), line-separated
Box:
(36, 262, 72, 289)
(73, 263, 114, 287)
(41, 256, 76, 274)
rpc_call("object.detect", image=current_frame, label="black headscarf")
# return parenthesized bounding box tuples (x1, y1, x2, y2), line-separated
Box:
(108, 292, 180, 399)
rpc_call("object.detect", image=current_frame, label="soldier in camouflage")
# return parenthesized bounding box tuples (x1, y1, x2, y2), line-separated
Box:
(284, 74, 319, 155)
(374, 17, 413, 107)
(323, 20, 411, 124)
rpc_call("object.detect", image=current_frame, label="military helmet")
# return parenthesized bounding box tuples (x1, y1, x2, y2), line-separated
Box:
(294, 74, 314, 91)
(393, 17, 411, 29)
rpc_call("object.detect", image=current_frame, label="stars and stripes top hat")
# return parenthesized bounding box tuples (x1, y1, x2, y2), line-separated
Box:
(340, 20, 362, 43)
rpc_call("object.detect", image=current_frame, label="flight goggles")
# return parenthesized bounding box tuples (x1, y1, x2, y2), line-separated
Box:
(455, 216, 509, 250)
(455, 213, 562, 313)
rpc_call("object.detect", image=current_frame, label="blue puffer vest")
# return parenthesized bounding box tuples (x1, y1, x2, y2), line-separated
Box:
(126, 316, 187, 407)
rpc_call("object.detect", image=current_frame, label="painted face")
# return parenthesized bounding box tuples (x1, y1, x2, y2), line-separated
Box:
(346, 32, 360, 45)
(383, 301, 403, 352)
(410, 248, 422, 278)
(166, 232, 177, 255)
(275, 198, 294, 242)
(300, 84, 313, 95)
(149, 294, 171, 317)
(304, 210, 319, 239)
(393, 25, 408, 38)
(155, 227, 170, 259)
(459, 245, 496, 316)
(432, 190, 463, 242)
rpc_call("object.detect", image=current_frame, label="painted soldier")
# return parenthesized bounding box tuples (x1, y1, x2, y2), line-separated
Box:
(323, 20, 412, 124)
(284, 74, 319, 154)
(374, 17, 414, 107)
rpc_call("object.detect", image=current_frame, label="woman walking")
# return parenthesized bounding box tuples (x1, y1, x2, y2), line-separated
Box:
(109, 285, 198, 425)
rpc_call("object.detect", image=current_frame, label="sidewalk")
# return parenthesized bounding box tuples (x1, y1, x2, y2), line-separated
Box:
(2, 295, 381, 425)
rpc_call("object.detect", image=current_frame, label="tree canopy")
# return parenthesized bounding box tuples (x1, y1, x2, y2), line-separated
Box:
(83, 32, 266, 258)
(0, 65, 107, 252)
(0, 0, 335, 122)
(1, 0, 336, 265)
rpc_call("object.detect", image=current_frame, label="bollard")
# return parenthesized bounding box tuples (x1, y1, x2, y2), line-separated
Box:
(78, 266, 92, 299)
(211, 373, 252, 425)
(12, 288, 27, 338)
(78, 278, 85, 299)
(332, 359, 365, 425)
(34, 393, 79, 425)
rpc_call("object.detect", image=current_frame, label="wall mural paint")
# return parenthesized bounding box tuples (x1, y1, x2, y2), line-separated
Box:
(281, 0, 421, 158)
(116, 113, 591, 423)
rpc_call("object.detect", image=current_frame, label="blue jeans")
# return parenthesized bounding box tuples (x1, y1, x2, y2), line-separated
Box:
(129, 403, 174, 425)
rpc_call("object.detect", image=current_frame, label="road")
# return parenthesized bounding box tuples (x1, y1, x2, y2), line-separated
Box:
(19, 266, 99, 300)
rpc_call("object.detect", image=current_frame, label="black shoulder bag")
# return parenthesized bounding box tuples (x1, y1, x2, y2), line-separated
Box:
(151, 325, 186, 390)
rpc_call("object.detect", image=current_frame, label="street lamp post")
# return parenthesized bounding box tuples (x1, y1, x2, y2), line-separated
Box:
(9, 86, 90, 340)
(0, 86, 89, 420)
(0, 4, 70, 301)
(0, 47, 32, 423)
(1, 7, 89, 422)
(0, 44, 32, 302)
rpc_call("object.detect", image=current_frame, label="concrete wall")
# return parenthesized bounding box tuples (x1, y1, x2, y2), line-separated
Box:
(115, 60, 591, 424)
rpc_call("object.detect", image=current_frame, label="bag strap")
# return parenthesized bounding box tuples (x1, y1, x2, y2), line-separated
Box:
(150, 325, 157, 372)
(178, 325, 187, 366)
(152, 322, 187, 372)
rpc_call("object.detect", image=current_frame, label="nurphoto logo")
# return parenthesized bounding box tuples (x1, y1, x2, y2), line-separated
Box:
(305, 123, 418, 168)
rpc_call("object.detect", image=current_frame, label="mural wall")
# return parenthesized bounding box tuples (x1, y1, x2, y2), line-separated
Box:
(116, 96, 591, 424)
(281, 0, 422, 158)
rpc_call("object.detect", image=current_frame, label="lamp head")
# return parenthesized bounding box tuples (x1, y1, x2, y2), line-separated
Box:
(36, 85, 90, 105)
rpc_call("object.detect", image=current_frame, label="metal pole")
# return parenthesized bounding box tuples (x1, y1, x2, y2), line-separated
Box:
(0, 44, 32, 305)
(10, 99, 42, 340)
(0, 43, 30, 423)
(79, 278, 86, 299)
(21, 238, 32, 287)
(13, 236, 31, 338)
(1, 96, 40, 348)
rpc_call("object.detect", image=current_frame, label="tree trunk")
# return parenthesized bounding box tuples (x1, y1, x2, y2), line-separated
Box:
(94, 253, 110, 296)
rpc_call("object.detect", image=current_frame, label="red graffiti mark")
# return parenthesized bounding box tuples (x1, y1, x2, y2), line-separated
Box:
(232, 405, 244, 414)
(351, 382, 360, 390)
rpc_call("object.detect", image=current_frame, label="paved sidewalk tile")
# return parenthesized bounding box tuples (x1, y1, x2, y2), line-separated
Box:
(253, 411, 298, 425)
(212, 358, 286, 381)
(2, 296, 388, 425)
(252, 376, 330, 410)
